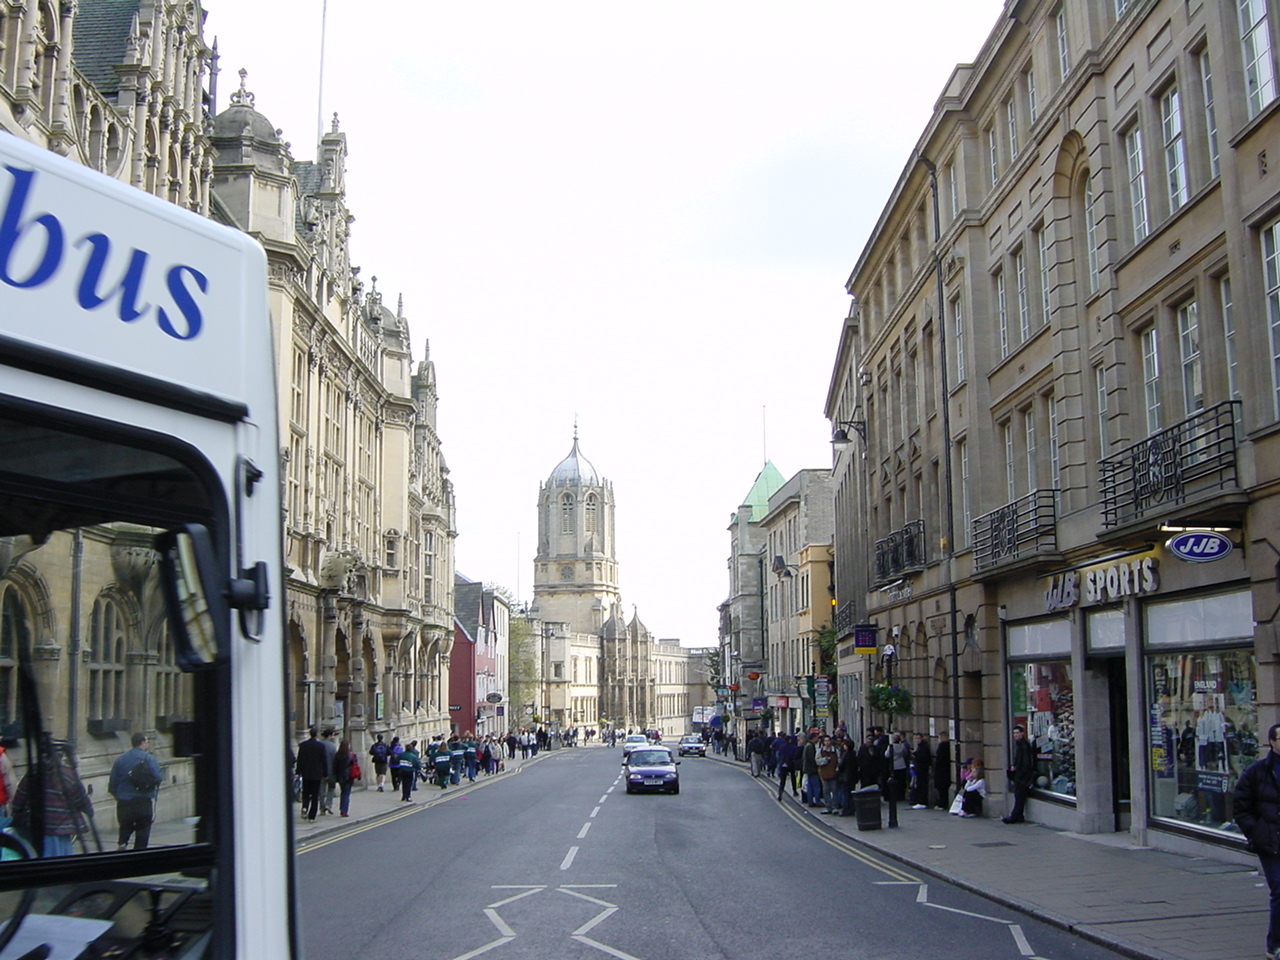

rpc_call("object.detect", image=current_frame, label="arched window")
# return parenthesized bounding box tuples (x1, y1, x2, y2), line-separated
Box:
(585, 495, 597, 534)
(560, 493, 574, 534)
(0, 584, 29, 728)
(155, 621, 187, 722)
(89, 597, 127, 721)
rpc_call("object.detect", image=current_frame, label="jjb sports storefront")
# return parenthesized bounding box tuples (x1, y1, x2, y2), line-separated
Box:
(1002, 532, 1257, 853)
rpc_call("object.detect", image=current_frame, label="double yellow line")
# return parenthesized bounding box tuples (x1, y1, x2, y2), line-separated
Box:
(762, 778, 919, 883)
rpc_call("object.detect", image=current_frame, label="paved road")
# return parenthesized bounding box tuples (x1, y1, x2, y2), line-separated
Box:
(296, 745, 1128, 960)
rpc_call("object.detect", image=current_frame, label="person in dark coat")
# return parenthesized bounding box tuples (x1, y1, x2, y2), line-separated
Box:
(910, 733, 933, 809)
(295, 727, 328, 822)
(1234, 721, 1280, 960)
(1003, 724, 1037, 823)
(856, 734, 879, 789)
(934, 730, 953, 810)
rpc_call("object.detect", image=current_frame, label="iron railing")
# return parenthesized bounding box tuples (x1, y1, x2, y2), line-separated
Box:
(973, 488, 1058, 571)
(1099, 400, 1240, 528)
(874, 519, 927, 583)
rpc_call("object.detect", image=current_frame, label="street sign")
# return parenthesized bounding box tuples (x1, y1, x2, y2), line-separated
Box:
(854, 623, 878, 654)
(485, 692, 503, 703)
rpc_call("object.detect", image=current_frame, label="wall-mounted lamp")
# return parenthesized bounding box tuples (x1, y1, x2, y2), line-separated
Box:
(771, 555, 799, 578)
(831, 420, 867, 452)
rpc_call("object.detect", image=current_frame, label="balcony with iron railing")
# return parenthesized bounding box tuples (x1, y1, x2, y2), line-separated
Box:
(1099, 400, 1245, 538)
(972, 488, 1060, 577)
(874, 519, 926, 585)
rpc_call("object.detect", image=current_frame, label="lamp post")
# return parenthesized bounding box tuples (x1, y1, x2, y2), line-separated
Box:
(882, 642, 899, 829)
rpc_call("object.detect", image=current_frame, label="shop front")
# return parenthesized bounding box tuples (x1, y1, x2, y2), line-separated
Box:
(999, 541, 1255, 852)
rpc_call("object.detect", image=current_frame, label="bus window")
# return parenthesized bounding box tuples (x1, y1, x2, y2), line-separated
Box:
(0, 404, 227, 958)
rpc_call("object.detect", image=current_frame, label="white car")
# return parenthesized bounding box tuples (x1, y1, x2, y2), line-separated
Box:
(621, 734, 650, 757)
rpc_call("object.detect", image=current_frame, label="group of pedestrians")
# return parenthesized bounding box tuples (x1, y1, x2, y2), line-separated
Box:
(741, 726, 958, 817)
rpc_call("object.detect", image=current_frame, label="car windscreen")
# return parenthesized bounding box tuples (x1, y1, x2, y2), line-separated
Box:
(629, 751, 672, 765)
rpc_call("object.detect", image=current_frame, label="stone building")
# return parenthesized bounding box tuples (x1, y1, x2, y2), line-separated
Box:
(0, 0, 456, 775)
(209, 78, 456, 751)
(719, 464, 835, 736)
(528, 435, 705, 736)
(827, 0, 1280, 861)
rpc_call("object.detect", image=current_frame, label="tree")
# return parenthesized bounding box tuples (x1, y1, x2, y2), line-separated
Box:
(507, 615, 540, 727)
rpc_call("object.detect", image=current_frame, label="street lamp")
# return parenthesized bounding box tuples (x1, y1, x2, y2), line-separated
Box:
(882, 642, 899, 829)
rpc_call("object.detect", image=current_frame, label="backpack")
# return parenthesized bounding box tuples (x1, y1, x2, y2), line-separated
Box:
(371, 741, 389, 762)
(127, 758, 161, 792)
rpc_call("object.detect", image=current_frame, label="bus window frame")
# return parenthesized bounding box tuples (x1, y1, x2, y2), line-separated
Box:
(0, 390, 241, 945)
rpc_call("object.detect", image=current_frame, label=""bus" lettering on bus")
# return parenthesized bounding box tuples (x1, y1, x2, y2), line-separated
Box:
(0, 164, 209, 340)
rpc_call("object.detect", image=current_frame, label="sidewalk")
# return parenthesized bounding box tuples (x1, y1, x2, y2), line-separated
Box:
(711, 751, 1264, 960)
(291, 745, 560, 845)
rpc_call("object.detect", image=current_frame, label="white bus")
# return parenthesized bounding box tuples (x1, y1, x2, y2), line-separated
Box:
(0, 134, 292, 957)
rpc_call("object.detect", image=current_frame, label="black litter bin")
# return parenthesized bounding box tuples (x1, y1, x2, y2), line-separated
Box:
(853, 786, 882, 831)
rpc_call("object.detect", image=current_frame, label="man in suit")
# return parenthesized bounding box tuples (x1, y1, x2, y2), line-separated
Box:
(295, 727, 328, 822)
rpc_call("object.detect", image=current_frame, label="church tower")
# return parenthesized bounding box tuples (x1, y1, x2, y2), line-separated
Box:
(531, 433, 622, 634)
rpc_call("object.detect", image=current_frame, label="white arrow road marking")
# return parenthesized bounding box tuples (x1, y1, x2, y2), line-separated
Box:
(572, 906, 618, 937)
(483, 909, 515, 938)
(561, 846, 579, 870)
(487, 886, 545, 908)
(573, 934, 645, 960)
(1010, 924, 1034, 956)
(923, 902, 1009, 922)
(558, 887, 617, 908)
(449, 936, 513, 960)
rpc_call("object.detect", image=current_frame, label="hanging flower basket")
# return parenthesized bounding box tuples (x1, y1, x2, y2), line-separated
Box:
(867, 683, 913, 715)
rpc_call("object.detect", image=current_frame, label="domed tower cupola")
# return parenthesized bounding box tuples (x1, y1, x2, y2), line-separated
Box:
(549, 435, 600, 486)
(531, 431, 621, 634)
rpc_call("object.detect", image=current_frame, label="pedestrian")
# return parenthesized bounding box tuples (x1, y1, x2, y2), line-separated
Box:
(0, 739, 16, 816)
(911, 733, 933, 809)
(856, 734, 879, 789)
(801, 732, 822, 807)
(13, 745, 94, 857)
(1003, 723, 1036, 824)
(817, 736, 841, 814)
(747, 729, 766, 778)
(1233, 721, 1280, 960)
(399, 740, 422, 801)
(319, 727, 338, 815)
(295, 727, 328, 822)
(775, 734, 800, 801)
(463, 732, 479, 781)
(431, 738, 452, 788)
(934, 730, 953, 810)
(837, 736, 860, 816)
(505, 731, 518, 760)
(959, 758, 987, 818)
(370, 734, 390, 792)
(886, 731, 911, 806)
(334, 738, 357, 817)
(387, 736, 404, 792)
(107, 732, 162, 850)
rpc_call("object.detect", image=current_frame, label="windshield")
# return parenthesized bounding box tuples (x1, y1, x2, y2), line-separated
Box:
(0, 404, 222, 955)
(629, 751, 672, 766)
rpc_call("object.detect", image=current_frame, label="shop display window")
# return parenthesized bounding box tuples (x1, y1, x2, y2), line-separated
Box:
(1009, 661, 1076, 796)
(1146, 647, 1256, 833)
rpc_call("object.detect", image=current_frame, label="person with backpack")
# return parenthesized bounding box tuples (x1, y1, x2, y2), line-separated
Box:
(387, 736, 404, 793)
(369, 734, 390, 792)
(107, 732, 163, 850)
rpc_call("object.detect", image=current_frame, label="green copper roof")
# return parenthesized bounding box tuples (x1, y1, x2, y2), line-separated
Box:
(738, 461, 785, 522)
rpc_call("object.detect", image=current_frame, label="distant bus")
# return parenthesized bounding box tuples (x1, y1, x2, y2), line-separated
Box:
(0, 133, 292, 958)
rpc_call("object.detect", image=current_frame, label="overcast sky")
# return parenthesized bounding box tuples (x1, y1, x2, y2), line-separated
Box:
(202, 0, 1007, 646)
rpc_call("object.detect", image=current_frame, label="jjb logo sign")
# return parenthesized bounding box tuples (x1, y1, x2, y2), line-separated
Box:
(1165, 531, 1233, 563)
